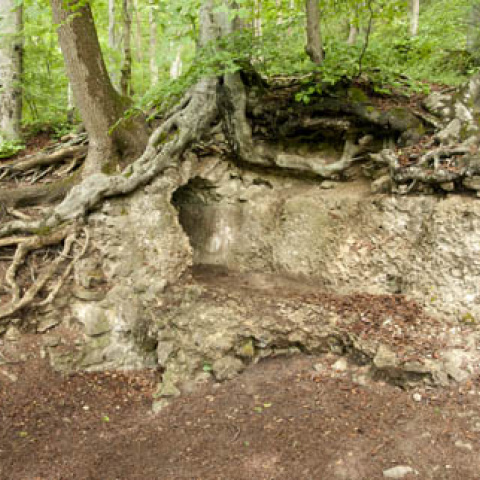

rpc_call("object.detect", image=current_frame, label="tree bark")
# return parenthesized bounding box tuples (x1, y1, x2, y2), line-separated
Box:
(347, 9, 359, 45)
(149, 1, 159, 85)
(170, 46, 183, 80)
(410, 0, 419, 37)
(0, 0, 23, 142)
(254, 0, 262, 38)
(50, 0, 148, 176)
(120, 0, 133, 97)
(305, 0, 323, 65)
(108, 0, 119, 87)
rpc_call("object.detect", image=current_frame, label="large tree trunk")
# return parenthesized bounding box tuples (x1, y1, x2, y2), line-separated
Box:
(50, 0, 148, 176)
(305, 0, 323, 65)
(0, 0, 23, 142)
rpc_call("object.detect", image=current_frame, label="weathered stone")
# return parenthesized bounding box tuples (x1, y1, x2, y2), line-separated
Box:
(72, 286, 106, 302)
(332, 358, 348, 371)
(439, 182, 455, 192)
(5, 326, 21, 342)
(152, 399, 170, 414)
(374, 345, 398, 370)
(37, 316, 61, 333)
(80, 306, 111, 337)
(212, 357, 245, 381)
(463, 176, 480, 191)
(157, 341, 175, 367)
(371, 175, 392, 194)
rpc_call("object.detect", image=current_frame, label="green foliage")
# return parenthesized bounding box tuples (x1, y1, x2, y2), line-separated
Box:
(0, 140, 25, 159)
(15, 0, 479, 131)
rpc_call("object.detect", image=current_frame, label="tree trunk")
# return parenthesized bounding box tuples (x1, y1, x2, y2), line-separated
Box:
(0, 0, 23, 142)
(170, 45, 183, 80)
(149, 1, 159, 85)
(276, 0, 283, 25)
(120, 0, 133, 97)
(66, 82, 75, 124)
(347, 8, 359, 45)
(51, 0, 148, 176)
(305, 0, 323, 65)
(108, 0, 119, 87)
(410, 0, 420, 37)
(254, 0, 262, 38)
(347, 24, 358, 45)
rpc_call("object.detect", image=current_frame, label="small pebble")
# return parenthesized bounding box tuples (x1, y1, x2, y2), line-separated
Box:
(455, 440, 473, 452)
(383, 466, 418, 478)
(332, 358, 348, 372)
(412, 393, 422, 402)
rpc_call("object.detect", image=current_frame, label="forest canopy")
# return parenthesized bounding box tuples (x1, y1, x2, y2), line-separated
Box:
(0, 0, 477, 153)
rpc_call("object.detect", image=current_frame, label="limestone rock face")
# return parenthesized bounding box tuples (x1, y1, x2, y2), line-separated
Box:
(177, 174, 480, 323)
(45, 155, 480, 386)
(49, 169, 193, 372)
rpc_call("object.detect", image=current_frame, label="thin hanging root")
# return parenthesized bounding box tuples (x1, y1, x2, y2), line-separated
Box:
(36, 227, 90, 308)
(0, 225, 75, 320)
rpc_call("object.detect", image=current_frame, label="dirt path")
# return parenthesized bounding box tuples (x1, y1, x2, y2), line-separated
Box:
(1, 334, 480, 480)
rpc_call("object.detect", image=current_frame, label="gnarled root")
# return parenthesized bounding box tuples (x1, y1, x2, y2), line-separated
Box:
(219, 72, 372, 177)
(0, 134, 88, 209)
(0, 225, 89, 321)
(0, 79, 219, 322)
(0, 78, 218, 239)
(371, 145, 480, 187)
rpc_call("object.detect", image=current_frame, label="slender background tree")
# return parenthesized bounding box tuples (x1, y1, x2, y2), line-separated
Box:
(0, 0, 23, 142)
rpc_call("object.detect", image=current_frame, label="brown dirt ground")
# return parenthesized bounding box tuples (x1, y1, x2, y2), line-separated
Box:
(1, 333, 480, 480)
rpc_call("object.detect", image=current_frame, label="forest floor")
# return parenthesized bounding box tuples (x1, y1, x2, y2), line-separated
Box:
(2, 270, 480, 480)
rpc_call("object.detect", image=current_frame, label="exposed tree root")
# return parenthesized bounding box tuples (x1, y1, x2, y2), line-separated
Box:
(0, 133, 88, 209)
(0, 145, 87, 177)
(0, 225, 82, 321)
(219, 72, 373, 177)
(371, 145, 480, 186)
(0, 78, 218, 240)
(35, 227, 90, 308)
(0, 78, 219, 321)
(0, 171, 82, 209)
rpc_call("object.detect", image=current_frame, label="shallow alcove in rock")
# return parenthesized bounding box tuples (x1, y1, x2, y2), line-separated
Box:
(172, 176, 245, 267)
